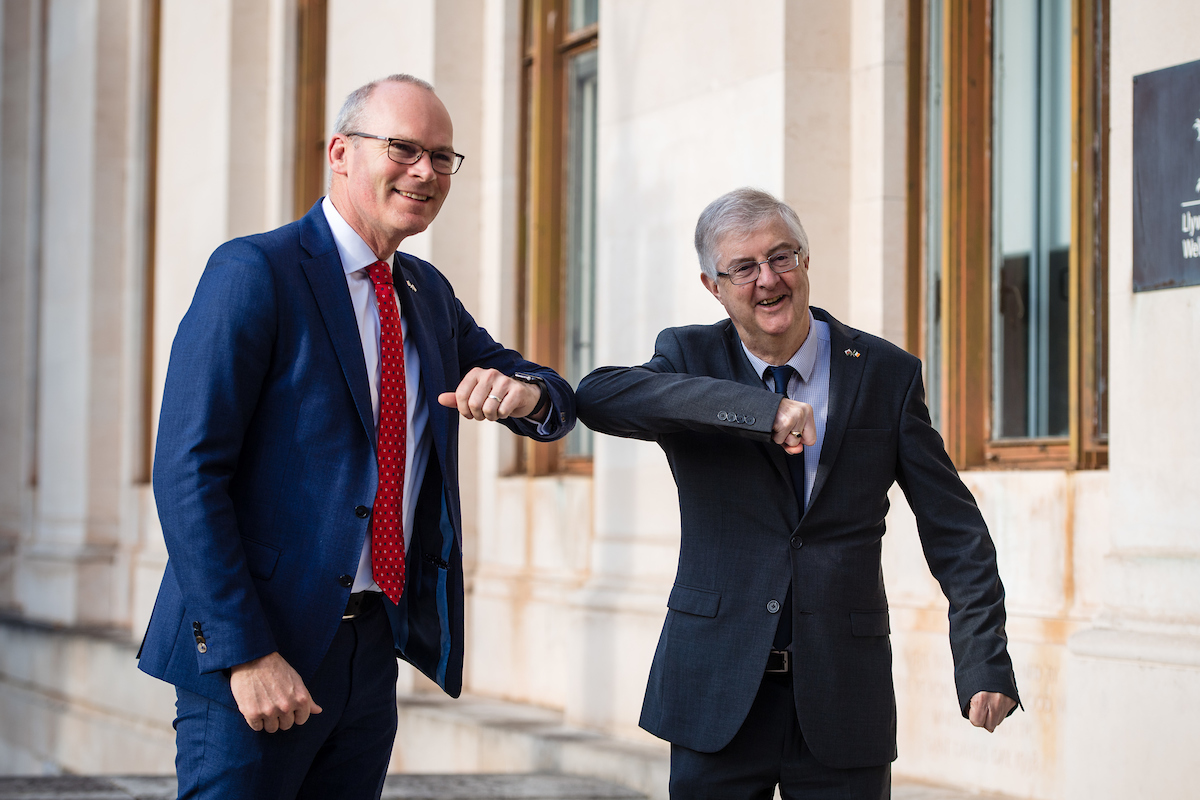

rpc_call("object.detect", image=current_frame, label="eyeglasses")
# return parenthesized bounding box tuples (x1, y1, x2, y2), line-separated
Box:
(716, 250, 802, 285)
(345, 132, 465, 175)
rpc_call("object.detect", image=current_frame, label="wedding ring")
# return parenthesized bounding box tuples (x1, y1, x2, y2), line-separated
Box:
(790, 431, 801, 437)
(487, 394, 502, 403)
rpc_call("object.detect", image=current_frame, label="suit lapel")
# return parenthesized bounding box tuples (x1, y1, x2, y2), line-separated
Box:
(298, 206, 377, 450)
(393, 255, 452, 469)
(807, 309, 866, 512)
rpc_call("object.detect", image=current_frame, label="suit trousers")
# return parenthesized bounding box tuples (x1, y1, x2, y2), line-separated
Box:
(173, 599, 399, 800)
(669, 671, 890, 800)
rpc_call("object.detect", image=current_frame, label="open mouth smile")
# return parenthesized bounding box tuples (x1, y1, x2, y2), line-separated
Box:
(395, 189, 431, 202)
(758, 295, 788, 308)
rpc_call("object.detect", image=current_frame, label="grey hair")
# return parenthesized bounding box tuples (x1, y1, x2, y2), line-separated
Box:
(694, 188, 809, 280)
(333, 73, 436, 135)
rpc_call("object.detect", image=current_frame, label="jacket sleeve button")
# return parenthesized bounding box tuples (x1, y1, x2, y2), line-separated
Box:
(354, 505, 370, 519)
(197, 642, 208, 654)
(338, 574, 354, 588)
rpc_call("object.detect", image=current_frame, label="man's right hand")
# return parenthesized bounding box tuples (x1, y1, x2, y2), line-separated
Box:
(771, 397, 817, 455)
(229, 651, 322, 733)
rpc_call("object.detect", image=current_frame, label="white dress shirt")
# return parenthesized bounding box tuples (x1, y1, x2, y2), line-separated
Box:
(740, 310, 831, 508)
(322, 197, 433, 593)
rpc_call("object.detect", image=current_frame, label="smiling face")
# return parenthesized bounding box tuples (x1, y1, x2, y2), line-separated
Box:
(328, 81, 454, 258)
(700, 216, 811, 364)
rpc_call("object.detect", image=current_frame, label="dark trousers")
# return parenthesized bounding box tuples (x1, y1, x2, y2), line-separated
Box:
(173, 599, 399, 800)
(669, 672, 890, 800)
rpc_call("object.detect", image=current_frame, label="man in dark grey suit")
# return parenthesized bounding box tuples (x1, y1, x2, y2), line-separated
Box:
(576, 188, 1019, 799)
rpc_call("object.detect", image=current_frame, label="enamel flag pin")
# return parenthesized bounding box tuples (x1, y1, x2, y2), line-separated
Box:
(844, 349, 861, 358)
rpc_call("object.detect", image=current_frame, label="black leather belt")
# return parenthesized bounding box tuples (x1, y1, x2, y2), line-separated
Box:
(765, 649, 791, 673)
(342, 591, 382, 620)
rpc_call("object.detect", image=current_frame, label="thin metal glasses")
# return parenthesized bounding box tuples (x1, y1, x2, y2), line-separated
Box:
(346, 132, 465, 175)
(716, 250, 801, 285)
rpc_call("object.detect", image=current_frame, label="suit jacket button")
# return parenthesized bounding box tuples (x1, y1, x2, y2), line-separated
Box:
(338, 574, 354, 588)
(790, 535, 803, 549)
(767, 600, 781, 614)
(717, 411, 728, 421)
(197, 642, 208, 654)
(747, 416, 755, 425)
(354, 505, 370, 519)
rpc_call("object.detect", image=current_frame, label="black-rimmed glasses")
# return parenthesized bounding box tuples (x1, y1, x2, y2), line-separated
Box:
(716, 250, 801, 285)
(346, 132, 465, 175)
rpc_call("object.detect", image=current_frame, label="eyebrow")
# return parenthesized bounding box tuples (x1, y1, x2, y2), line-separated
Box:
(404, 136, 455, 150)
(726, 241, 795, 263)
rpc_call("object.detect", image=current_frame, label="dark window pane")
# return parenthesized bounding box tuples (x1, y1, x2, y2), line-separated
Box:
(992, 0, 1071, 439)
(569, 0, 598, 31)
(564, 48, 598, 458)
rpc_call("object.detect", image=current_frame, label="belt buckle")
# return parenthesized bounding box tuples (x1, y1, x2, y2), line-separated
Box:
(765, 649, 790, 673)
(342, 591, 365, 620)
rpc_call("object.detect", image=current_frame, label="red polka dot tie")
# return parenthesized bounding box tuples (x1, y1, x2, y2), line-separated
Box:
(367, 260, 407, 603)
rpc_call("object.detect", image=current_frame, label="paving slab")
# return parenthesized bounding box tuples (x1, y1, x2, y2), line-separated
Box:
(0, 774, 645, 800)
(0, 774, 1021, 800)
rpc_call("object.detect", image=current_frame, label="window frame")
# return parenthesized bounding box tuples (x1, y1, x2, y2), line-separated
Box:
(292, 0, 327, 223)
(907, 0, 1108, 471)
(519, 0, 598, 476)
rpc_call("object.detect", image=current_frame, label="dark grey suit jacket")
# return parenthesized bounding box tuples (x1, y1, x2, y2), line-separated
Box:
(576, 307, 1018, 769)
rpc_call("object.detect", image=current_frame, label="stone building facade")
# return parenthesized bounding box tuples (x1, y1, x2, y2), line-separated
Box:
(1, 2, 1197, 799)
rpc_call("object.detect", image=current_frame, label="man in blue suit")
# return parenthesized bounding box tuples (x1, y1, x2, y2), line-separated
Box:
(138, 74, 575, 799)
(577, 189, 1017, 799)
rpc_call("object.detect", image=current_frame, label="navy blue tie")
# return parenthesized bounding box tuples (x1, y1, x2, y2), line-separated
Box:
(764, 365, 803, 650)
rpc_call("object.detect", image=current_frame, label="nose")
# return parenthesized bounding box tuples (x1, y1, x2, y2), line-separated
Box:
(407, 150, 437, 180)
(755, 260, 782, 289)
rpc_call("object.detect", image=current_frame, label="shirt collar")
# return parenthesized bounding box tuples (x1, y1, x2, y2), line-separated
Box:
(741, 310, 819, 384)
(321, 196, 393, 276)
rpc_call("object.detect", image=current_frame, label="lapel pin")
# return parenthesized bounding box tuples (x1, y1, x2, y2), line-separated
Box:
(406, 280, 417, 293)
(844, 349, 861, 358)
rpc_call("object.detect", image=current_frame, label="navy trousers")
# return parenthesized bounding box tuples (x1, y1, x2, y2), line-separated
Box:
(669, 671, 891, 800)
(174, 599, 399, 800)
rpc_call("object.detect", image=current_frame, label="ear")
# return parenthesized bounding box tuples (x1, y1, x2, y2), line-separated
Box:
(328, 134, 349, 176)
(700, 272, 722, 302)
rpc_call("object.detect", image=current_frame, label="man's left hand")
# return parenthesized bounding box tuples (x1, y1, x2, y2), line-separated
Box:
(968, 690, 1017, 732)
(439, 368, 546, 422)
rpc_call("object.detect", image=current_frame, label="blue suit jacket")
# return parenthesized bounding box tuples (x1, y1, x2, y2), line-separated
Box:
(138, 201, 574, 705)
(577, 310, 1017, 769)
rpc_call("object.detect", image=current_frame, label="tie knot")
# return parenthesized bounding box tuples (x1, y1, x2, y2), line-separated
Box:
(765, 365, 795, 396)
(366, 260, 393, 288)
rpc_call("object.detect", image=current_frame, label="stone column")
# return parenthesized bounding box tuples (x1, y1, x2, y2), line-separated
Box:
(136, 0, 296, 632)
(0, 0, 44, 613)
(846, 0, 907, 343)
(1062, 4, 1200, 798)
(18, 0, 140, 627)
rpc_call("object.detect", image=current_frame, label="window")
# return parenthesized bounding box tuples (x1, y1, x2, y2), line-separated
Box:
(293, 0, 327, 222)
(909, 0, 1108, 469)
(519, 0, 598, 473)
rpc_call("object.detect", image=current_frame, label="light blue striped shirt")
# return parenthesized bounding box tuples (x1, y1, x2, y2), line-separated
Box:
(740, 312, 831, 507)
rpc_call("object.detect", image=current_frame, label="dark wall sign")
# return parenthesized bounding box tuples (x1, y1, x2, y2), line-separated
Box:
(1132, 58, 1200, 292)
